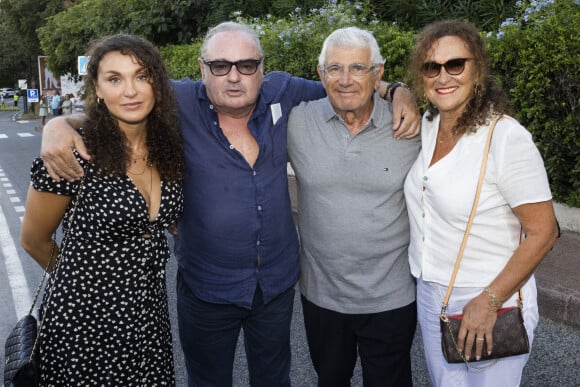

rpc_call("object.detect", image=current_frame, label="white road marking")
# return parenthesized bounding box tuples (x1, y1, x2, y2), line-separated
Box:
(0, 183, 31, 319)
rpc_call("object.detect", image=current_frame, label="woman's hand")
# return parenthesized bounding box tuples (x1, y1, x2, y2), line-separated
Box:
(454, 201, 559, 362)
(456, 292, 499, 361)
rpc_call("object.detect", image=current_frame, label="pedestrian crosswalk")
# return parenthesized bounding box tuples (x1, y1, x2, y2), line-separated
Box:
(0, 166, 31, 319)
(0, 116, 42, 139)
(0, 131, 39, 139)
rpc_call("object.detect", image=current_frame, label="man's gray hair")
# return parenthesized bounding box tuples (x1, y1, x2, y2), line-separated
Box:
(318, 27, 385, 66)
(201, 22, 264, 59)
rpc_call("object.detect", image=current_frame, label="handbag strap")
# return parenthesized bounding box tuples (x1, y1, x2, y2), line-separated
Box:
(26, 239, 56, 316)
(440, 115, 504, 314)
(30, 176, 85, 360)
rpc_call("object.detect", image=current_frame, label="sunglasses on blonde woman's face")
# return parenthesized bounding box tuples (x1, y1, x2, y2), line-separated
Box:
(421, 58, 472, 78)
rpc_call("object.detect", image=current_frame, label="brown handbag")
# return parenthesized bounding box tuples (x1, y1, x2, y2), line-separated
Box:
(439, 115, 530, 366)
(440, 305, 529, 364)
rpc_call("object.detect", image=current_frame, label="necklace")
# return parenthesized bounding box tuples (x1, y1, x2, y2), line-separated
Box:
(127, 159, 150, 175)
(131, 153, 148, 164)
(127, 163, 153, 207)
(142, 166, 153, 205)
(127, 153, 149, 175)
(127, 162, 150, 176)
(437, 130, 458, 144)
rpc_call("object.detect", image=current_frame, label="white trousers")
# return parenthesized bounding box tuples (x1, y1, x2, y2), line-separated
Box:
(417, 276, 539, 387)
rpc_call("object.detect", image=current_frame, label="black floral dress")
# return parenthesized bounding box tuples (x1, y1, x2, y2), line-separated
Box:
(31, 156, 183, 386)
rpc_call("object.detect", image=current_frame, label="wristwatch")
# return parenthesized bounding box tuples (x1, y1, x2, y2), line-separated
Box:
(384, 82, 408, 102)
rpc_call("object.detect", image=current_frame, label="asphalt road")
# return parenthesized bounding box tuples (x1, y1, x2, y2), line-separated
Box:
(0, 110, 578, 386)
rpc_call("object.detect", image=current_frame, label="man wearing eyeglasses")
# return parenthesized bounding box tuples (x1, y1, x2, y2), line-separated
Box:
(39, 23, 420, 387)
(287, 27, 420, 386)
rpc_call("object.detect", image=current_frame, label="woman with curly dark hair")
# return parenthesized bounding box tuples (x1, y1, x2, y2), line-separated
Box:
(404, 20, 559, 386)
(20, 34, 183, 385)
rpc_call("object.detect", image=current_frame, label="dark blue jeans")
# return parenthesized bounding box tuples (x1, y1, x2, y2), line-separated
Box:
(177, 271, 294, 387)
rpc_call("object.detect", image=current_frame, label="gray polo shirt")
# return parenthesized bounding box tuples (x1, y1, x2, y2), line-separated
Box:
(287, 93, 421, 314)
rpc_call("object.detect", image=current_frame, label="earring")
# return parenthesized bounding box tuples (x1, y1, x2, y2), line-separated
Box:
(474, 84, 481, 97)
(97, 97, 102, 104)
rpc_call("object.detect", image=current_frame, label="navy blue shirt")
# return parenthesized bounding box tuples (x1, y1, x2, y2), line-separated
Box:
(173, 72, 324, 309)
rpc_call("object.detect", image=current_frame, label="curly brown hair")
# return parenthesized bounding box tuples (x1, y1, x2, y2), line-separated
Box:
(82, 34, 184, 181)
(407, 20, 512, 135)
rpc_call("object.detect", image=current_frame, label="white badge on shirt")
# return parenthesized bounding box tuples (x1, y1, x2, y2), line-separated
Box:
(271, 103, 282, 125)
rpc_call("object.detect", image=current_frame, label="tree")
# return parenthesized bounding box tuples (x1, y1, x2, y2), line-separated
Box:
(37, 0, 203, 77)
(0, 0, 63, 88)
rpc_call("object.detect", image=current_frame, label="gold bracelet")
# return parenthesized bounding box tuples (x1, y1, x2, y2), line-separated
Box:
(484, 287, 500, 310)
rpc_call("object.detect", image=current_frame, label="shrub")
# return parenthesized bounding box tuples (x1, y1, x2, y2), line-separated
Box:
(488, 0, 580, 206)
(237, 1, 413, 81)
(160, 43, 201, 80)
(163, 1, 414, 82)
(160, 0, 579, 207)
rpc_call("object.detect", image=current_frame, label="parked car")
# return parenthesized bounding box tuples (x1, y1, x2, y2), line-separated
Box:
(0, 88, 16, 97)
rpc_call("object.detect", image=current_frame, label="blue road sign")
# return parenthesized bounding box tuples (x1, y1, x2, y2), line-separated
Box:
(27, 89, 39, 102)
(78, 56, 90, 76)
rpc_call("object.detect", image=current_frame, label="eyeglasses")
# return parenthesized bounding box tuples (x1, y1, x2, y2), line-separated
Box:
(322, 63, 376, 79)
(202, 58, 262, 76)
(421, 58, 472, 78)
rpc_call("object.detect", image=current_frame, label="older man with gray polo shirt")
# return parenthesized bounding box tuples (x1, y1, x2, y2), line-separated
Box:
(287, 27, 420, 387)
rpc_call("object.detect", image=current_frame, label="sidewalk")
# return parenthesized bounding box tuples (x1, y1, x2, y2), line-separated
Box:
(287, 176, 580, 328)
(526, 203, 580, 328)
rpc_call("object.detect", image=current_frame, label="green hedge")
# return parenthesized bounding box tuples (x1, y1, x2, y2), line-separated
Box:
(161, 1, 416, 82)
(487, 0, 579, 207)
(159, 43, 201, 80)
(161, 0, 579, 207)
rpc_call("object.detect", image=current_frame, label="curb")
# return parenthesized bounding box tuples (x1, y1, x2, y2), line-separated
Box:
(546, 202, 579, 328)
(554, 202, 580, 233)
(537, 281, 580, 328)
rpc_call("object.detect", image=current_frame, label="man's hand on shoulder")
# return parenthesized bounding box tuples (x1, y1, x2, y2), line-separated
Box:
(41, 114, 90, 181)
(390, 84, 421, 139)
